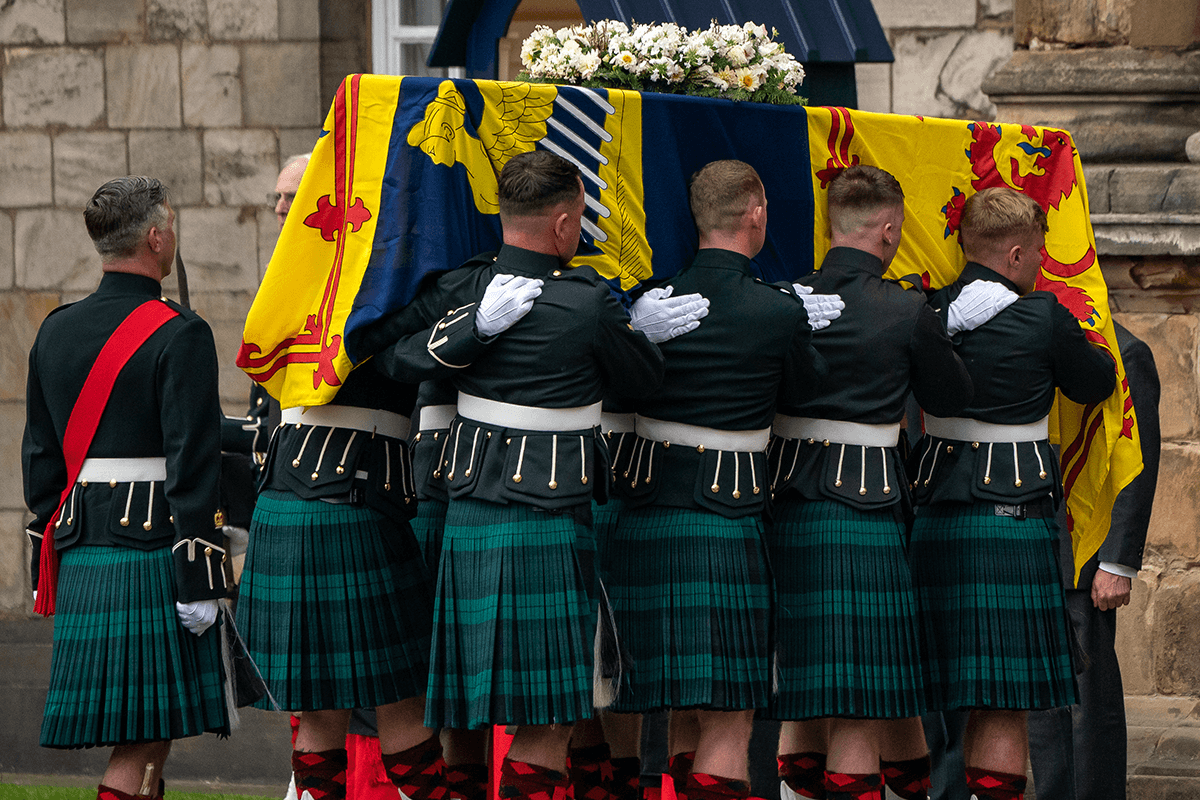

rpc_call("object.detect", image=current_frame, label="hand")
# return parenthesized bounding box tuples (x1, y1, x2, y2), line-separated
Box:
(224, 525, 249, 559)
(475, 274, 543, 337)
(946, 280, 1019, 335)
(1092, 570, 1132, 611)
(630, 286, 710, 343)
(176, 599, 222, 636)
(791, 284, 845, 330)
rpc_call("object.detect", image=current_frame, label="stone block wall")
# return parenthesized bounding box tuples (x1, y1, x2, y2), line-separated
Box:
(0, 0, 329, 615)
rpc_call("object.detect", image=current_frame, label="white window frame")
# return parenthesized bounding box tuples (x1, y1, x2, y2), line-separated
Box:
(372, 0, 465, 77)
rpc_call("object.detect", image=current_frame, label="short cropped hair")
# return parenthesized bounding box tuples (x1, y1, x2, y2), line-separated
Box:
(960, 187, 1048, 246)
(826, 165, 904, 234)
(498, 151, 582, 218)
(84, 176, 171, 260)
(688, 160, 764, 235)
(283, 152, 312, 170)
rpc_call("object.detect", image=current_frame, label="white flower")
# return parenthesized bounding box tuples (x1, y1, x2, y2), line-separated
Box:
(734, 67, 762, 91)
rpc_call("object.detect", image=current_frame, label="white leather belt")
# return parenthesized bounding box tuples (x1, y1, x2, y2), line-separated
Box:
(78, 457, 167, 483)
(282, 405, 411, 441)
(418, 404, 457, 431)
(924, 414, 1049, 443)
(601, 412, 636, 434)
(457, 392, 602, 432)
(773, 415, 900, 448)
(636, 415, 770, 452)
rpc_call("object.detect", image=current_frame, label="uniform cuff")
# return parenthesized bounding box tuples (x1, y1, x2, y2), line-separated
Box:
(1098, 561, 1137, 579)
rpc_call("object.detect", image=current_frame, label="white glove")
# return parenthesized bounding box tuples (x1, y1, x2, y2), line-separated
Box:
(176, 599, 221, 636)
(475, 274, 543, 337)
(224, 525, 249, 560)
(629, 286, 710, 343)
(946, 280, 1019, 335)
(791, 284, 845, 330)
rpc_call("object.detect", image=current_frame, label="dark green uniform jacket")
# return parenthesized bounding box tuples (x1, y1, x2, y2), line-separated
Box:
(23, 272, 226, 602)
(908, 262, 1116, 507)
(366, 244, 666, 512)
(771, 246, 974, 513)
(615, 248, 824, 518)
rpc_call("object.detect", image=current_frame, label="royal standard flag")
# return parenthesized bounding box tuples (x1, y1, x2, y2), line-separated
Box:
(239, 75, 1141, 582)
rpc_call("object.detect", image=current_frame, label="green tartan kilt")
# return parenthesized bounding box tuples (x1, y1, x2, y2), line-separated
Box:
(606, 506, 771, 714)
(236, 490, 434, 711)
(766, 499, 926, 720)
(41, 546, 229, 748)
(411, 497, 447, 578)
(425, 498, 596, 729)
(908, 502, 1078, 711)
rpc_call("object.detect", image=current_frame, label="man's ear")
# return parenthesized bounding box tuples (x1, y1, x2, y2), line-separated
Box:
(146, 224, 164, 254)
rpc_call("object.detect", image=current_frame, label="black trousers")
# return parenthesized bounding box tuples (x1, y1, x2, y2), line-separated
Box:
(1028, 588, 1127, 800)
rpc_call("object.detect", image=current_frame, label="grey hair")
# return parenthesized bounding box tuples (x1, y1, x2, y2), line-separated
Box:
(84, 176, 171, 260)
(283, 152, 312, 170)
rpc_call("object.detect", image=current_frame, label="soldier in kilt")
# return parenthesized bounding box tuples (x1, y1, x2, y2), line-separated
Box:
(906, 187, 1116, 800)
(23, 177, 230, 800)
(604, 160, 840, 800)
(766, 165, 986, 800)
(361, 151, 705, 800)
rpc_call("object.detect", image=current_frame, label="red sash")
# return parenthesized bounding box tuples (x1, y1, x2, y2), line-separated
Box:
(34, 299, 181, 617)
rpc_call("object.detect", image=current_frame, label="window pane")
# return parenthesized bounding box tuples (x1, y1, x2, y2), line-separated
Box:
(402, 42, 442, 76)
(402, 0, 447, 26)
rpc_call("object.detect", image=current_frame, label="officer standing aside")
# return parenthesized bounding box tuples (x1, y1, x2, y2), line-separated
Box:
(23, 177, 230, 800)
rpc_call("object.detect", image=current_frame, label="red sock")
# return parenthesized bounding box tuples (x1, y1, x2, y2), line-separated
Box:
(445, 763, 489, 800)
(611, 757, 642, 800)
(569, 743, 614, 800)
(822, 771, 881, 800)
(382, 736, 447, 800)
(666, 752, 695, 798)
(880, 756, 930, 800)
(964, 767, 1026, 800)
(681, 773, 750, 800)
(778, 751, 826, 799)
(640, 773, 661, 800)
(499, 757, 570, 800)
(294, 748, 349, 800)
(98, 786, 137, 800)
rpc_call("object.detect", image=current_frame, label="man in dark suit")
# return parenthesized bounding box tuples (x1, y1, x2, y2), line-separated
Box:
(1027, 321, 1161, 800)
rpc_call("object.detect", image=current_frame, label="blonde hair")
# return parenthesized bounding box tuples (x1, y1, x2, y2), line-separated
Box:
(960, 187, 1048, 247)
(689, 160, 764, 235)
(827, 165, 904, 235)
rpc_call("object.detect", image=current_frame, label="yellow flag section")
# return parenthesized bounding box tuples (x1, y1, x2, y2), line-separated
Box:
(238, 74, 399, 407)
(806, 107, 1143, 584)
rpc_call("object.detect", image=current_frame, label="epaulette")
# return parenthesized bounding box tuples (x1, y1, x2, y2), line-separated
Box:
(550, 264, 602, 284)
(890, 273, 926, 293)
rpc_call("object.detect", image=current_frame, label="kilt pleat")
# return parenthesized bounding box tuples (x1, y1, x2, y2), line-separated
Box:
(606, 506, 771, 713)
(41, 546, 229, 748)
(766, 500, 925, 720)
(425, 498, 595, 729)
(236, 490, 433, 711)
(908, 503, 1077, 711)
(411, 497, 447, 578)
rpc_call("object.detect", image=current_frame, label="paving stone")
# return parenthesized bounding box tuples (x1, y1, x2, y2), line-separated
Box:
(278, 0, 319, 40)
(1115, 312, 1198, 441)
(53, 132, 128, 208)
(203, 129, 278, 206)
(177, 206, 262, 295)
(0, 291, 58, 403)
(107, 44, 183, 129)
(129, 130, 204, 205)
(208, 0, 278, 40)
(0, 215, 13, 289)
(0, 0, 64, 45)
(182, 43, 242, 127)
(64, 0, 140, 43)
(1152, 569, 1200, 695)
(13, 209, 100, 293)
(871, 0, 976, 30)
(147, 0, 208, 40)
(2, 47, 104, 127)
(242, 42, 321, 127)
(854, 62, 891, 114)
(0, 132, 52, 208)
(1116, 567, 1157, 694)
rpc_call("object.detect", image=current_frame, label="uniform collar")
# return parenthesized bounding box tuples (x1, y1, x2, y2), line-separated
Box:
(960, 262, 1022, 294)
(96, 271, 164, 297)
(689, 248, 753, 275)
(819, 246, 886, 276)
(496, 244, 568, 278)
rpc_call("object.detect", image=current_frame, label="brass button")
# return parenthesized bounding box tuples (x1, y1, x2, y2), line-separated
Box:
(581, 477, 588, 485)
(835, 480, 843, 487)
(972, 442, 980, 450)
(1039, 471, 1047, 479)
(414, 433, 422, 442)
(143, 521, 152, 531)
(983, 477, 992, 485)
(753, 487, 760, 495)
(883, 487, 891, 494)
(806, 438, 815, 445)
(823, 440, 830, 447)
(732, 490, 741, 499)
(946, 445, 954, 453)
(464, 469, 472, 478)
(204, 547, 213, 556)
(292, 459, 301, 468)
(311, 472, 319, 480)
(549, 480, 558, 489)
(120, 517, 130, 527)
(513, 475, 522, 483)
(552, 270, 562, 277)
(385, 483, 392, 491)
(222, 554, 228, 563)
(169, 515, 174, 523)
(109, 479, 117, 487)
(697, 445, 705, 453)
(1014, 480, 1022, 487)
(336, 466, 345, 475)
(711, 484, 720, 493)
(663, 441, 670, 448)
(859, 488, 868, 496)
(81, 480, 88, 487)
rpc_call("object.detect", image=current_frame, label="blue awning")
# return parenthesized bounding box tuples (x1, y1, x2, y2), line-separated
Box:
(428, 0, 893, 78)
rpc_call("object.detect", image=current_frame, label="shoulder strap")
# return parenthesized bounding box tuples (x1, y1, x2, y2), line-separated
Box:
(35, 299, 181, 616)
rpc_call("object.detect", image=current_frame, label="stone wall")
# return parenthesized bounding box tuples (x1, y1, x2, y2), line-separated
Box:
(0, 0, 329, 614)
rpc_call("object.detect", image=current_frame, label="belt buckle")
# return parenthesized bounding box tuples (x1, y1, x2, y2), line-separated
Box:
(994, 503, 1026, 520)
